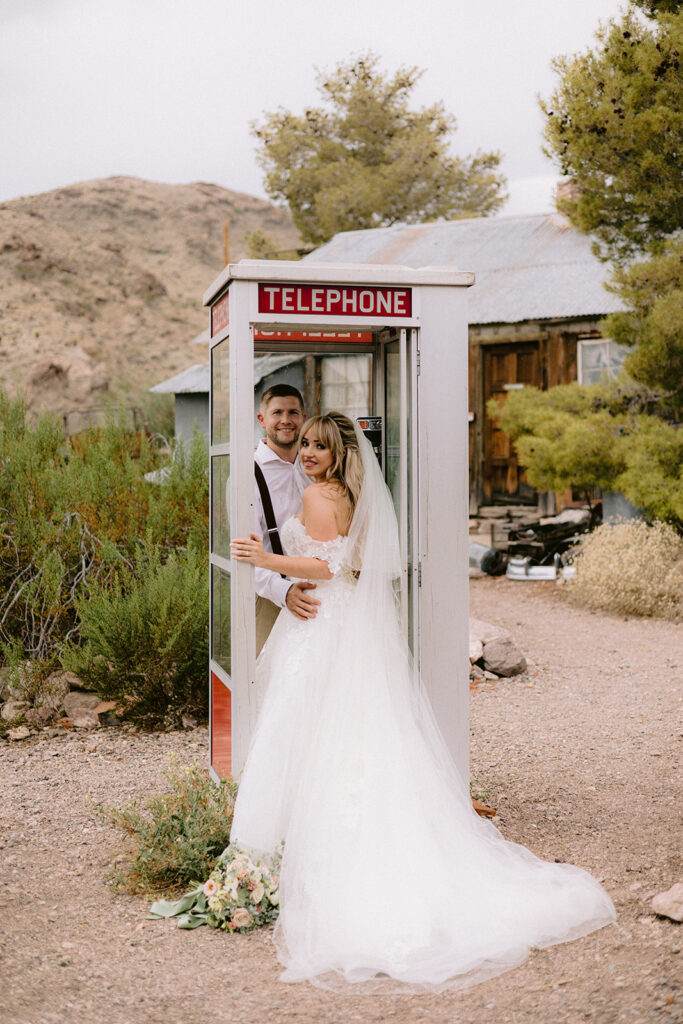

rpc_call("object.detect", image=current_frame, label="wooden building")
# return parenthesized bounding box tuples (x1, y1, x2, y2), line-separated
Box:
(303, 213, 626, 512)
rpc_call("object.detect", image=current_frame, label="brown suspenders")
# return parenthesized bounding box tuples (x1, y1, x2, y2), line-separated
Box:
(254, 462, 286, 578)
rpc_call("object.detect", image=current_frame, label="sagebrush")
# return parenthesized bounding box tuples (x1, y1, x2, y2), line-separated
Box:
(102, 761, 237, 895)
(0, 388, 209, 720)
(569, 521, 683, 621)
(61, 539, 209, 727)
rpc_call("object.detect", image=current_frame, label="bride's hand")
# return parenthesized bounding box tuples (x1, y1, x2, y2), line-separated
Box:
(231, 533, 269, 568)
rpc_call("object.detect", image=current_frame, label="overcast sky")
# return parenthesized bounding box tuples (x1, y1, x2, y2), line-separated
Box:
(1, 0, 626, 215)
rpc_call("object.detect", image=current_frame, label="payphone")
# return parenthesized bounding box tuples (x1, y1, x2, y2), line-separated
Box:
(206, 261, 473, 780)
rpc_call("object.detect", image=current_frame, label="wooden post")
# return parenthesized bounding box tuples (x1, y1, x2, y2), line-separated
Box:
(223, 221, 230, 267)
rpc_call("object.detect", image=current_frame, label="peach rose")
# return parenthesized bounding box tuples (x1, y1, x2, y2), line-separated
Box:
(230, 907, 252, 929)
(250, 882, 265, 904)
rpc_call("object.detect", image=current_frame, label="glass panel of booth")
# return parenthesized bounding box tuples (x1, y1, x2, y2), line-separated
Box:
(211, 455, 230, 559)
(320, 355, 372, 421)
(211, 339, 229, 445)
(384, 340, 401, 514)
(211, 565, 231, 677)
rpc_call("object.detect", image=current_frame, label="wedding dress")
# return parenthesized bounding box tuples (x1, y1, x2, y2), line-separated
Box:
(230, 429, 616, 992)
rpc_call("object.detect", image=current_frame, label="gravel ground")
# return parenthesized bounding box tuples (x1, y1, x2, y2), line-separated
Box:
(1, 577, 681, 1024)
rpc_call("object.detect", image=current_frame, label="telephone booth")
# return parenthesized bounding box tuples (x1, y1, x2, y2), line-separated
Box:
(205, 260, 474, 781)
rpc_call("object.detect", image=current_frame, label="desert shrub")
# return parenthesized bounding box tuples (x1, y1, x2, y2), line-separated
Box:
(0, 387, 208, 675)
(61, 539, 209, 727)
(490, 381, 682, 527)
(102, 760, 237, 894)
(569, 521, 683, 621)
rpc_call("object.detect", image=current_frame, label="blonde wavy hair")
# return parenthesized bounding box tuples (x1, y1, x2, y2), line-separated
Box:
(299, 412, 364, 514)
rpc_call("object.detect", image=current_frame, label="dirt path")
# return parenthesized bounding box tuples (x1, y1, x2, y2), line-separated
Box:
(1, 579, 681, 1024)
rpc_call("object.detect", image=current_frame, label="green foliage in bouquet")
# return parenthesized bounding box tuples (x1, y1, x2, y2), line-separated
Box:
(102, 761, 237, 894)
(149, 845, 281, 932)
(62, 539, 208, 727)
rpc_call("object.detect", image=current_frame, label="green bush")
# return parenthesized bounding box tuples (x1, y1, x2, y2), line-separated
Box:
(62, 539, 209, 727)
(0, 388, 208, 691)
(102, 761, 237, 894)
(490, 380, 683, 527)
(569, 521, 683, 621)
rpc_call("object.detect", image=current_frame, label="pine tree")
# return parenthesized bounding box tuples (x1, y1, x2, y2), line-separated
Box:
(252, 53, 507, 246)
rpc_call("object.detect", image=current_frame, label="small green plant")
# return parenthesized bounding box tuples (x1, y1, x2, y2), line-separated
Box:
(62, 539, 209, 728)
(101, 760, 237, 894)
(569, 520, 683, 621)
(470, 780, 493, 804)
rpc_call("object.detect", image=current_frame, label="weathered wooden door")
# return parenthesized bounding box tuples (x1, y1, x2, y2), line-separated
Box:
(483, 344, 540, 503)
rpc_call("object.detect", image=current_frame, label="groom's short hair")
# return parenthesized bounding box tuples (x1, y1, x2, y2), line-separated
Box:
(260, 384, 304, 411)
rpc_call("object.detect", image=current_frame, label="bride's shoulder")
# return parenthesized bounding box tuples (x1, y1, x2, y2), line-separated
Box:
(303, 481, 340, 504)
(302, 484, 344, 540)
(302, 484, 336, 515)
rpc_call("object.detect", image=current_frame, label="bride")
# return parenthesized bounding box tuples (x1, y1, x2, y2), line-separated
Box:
(230, 411, 616, 992)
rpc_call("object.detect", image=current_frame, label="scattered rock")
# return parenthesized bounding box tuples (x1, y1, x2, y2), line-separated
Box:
(93, 700, 117, 715)
(469, 618, 510, 645)
(469, 664, 486, 682)
(652, 883, 683, 922)
(63, 691, 104, 717)
(469, 640, 484, 664)
(25, 703, 56, 727)
(71, 710, 99, 730)
(482, 636, 527, 677)
(1, 699, 29, 722)
(483, 670, 499, 681)
(182, 714, 198, 730)
(47, 669, 93, 693)
(7, 725, 30, 741)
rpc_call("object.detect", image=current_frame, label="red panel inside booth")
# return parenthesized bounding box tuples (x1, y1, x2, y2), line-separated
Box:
(211, 672, 231, 779)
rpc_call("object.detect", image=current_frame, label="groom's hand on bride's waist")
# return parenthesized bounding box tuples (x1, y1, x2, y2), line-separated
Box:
(286, 582, 320, 620)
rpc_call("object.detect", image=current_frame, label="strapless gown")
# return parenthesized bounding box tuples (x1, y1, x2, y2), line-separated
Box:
(229, 517, 616, 992)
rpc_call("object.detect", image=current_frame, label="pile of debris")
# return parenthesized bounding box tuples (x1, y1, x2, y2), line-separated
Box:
(469, 618, 527, 681)
(470, 506, 597, 581)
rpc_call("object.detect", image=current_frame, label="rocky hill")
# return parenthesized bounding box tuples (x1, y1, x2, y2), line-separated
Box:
(0, 177, 301, 423)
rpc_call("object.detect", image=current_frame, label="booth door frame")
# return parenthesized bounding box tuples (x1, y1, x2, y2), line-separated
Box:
(376, 328, 421, 668)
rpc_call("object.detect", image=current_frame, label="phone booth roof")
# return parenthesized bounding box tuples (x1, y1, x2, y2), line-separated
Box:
(203, 260, 474, 334)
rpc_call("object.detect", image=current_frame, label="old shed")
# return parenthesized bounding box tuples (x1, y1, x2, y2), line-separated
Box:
(303, 213, 625, 511)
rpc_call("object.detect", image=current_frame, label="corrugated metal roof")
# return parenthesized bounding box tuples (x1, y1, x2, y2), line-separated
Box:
(303, 213, 624, 324)
(150, 355, 303, 395)
(150, 363, 209, 394)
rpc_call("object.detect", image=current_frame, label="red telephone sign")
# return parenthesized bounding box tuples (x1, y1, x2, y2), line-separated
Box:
(258, 283, 412, 318)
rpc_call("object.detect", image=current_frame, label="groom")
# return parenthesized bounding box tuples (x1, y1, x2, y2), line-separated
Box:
(253, 384, 321, 655)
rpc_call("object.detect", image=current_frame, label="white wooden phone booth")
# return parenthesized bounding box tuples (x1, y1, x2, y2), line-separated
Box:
(206, 260, 474, 782)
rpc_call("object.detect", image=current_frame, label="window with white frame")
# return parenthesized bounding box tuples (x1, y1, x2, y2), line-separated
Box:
(577, 337, 629, 385)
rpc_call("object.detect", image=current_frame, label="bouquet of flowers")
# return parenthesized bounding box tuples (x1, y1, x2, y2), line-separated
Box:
(148, 844, 280, 932)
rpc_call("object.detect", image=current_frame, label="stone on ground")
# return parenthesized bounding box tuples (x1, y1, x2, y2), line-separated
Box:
(652, 883, 683, 922)
(482, 636, 527, 677)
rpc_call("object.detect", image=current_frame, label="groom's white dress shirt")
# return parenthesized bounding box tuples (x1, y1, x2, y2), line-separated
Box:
(254, 439, 310, 607)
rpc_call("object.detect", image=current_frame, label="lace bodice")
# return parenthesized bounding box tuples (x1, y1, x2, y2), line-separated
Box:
(280, 516, 351, 578)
